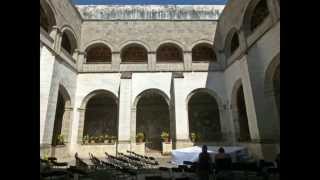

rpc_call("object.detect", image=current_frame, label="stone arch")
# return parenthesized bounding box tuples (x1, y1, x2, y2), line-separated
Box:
(156, 39, 186, 52)
(243, 0, 270, 36)
(186, 88, 224, 142)
(60, 26, 78, 55)
(120, 43, 148, 63)
(40, 0, 56, 34)
(51, 85, 72, 146)
(231, 79, 251, 142)
(224, 28, 240, 59)
(191, 42, 217, 62)
(119, 40, 151, 52)
(83, 40, 115, 53)
(85, 43, 112, 63)
(265, 53, 280, 120)
(78, 89, 118, 144)
(156, 41, 184, 62)
(132, 88, 172, 151)
(190, 39, 213, 50)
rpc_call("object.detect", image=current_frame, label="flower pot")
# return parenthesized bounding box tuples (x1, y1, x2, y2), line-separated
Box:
(84, 140, 89, 144)
(90, 140, 95, 144)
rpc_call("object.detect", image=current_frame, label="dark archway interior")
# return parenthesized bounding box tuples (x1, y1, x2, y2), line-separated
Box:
(157, 44, 183, 62)
(121, 45, 148, 63)
(230, 33, 240, 55)
(250, 0, 269, 32)
(86, 44, 112, 63)
(136, 92, 170, 151)
(52, 92, 65, 146)
(192, 44, 216, 62)
(188, 91, 221, 142)
(61, 33, 73, 54)
(273, 66, 280, 116)
(40, 5, 50, 32)
(83, 94, 118, 138)
(236, 86, 251, 142)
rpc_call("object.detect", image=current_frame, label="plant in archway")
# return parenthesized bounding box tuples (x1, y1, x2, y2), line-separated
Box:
(104, 134, 109, 144)
(136, 132, 145, 143)
(83, 135, 89, 144)
(57, 134, 65, 145)
(190, 132, 197, 142)
(161, 131, 170, 142)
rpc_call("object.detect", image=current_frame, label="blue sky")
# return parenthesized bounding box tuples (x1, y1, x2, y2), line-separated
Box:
(72, 0, 228, 5)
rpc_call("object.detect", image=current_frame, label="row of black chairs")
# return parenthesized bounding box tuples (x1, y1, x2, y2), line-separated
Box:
(40, 155, 89, 180)
(126, 150, 159, 166)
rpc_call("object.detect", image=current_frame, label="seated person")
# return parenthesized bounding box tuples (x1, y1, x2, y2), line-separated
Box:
(197, 145, 213, 180)
(215, 147, 232, 171)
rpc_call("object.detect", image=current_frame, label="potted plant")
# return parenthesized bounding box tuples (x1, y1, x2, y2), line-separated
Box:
(161, 131, 170, 143)
(89, 136, 96, 144)
(57, 134, 65, 145)
(190, 132, 197, 142)
(104, 134, 109, 144)
(110, 136, 117, 144)
(83, 135, 89, 144)
(136, 132, 145, 143)
(98, 135, 104, 143)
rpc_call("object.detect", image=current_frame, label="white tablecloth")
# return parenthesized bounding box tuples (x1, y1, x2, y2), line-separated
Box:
(171, 146, 248, 165)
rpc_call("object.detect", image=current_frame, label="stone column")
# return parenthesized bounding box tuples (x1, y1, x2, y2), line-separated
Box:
(118, 73, 132, 152)
(51, 26, 62, 54)
(183, 51, 192, 71)
(61, 107, 73, 144)
(40, 46, 57, 145)
(112, 52, 121, 71)
(172, 73, 193, 149)
(77, 51, 86, 72)
(268, 0, 280, 24)
(218, 102, 235, 145)
(239, 57, 261, 141)
(148, 52, 156, 71)
(238, 29, 248, 54)
(77, 108, 86, 144)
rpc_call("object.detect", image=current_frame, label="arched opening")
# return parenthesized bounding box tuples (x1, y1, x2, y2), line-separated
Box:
(236, 86, 251, 142)
(156, 43, 183, 62)
(40, 1, 56, 33)
(121, 44, 148, 63)
(244, 0, 270, 35)
(86, 43, 112, 63)
(192, 43, 216, 62)
(230, 33, 240, 55)
(61, 30, 77, 55)
(83, 92, 118, 140)
(188, 90, 222, 142)
(225, 29, 240, 60)
(51, 86, 71, 146)
(273, 66, 280, 116)
(136, 90, 170, 151)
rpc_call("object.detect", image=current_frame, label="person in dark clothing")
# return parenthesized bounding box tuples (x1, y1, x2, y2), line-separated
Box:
(197, 145, 213, 180)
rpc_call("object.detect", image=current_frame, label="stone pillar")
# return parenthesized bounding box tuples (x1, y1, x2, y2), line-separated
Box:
(172, 73, 193, 149)
(40, 46, 57, 145)
(218, 103, 235, 144)
(239, 57, 261, 141)
(112, 52, 121, 71)
(268, 0, 280, 23)
(77, 51, 86, 72)
(238, 29, 248, 54)
(61, 107, 73, 144)
(77, 108, 86, 144)
(118, 73, 132, 152)
(183, 51, 192, 71)
(51, 26, 62, 54)
(148, 52, 156, 71)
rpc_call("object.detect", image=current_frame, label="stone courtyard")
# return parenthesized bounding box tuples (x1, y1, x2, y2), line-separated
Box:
(40, 0, 280, 167)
